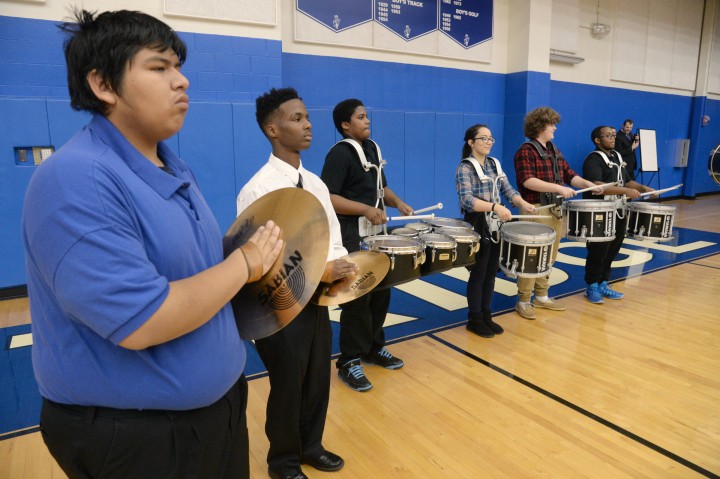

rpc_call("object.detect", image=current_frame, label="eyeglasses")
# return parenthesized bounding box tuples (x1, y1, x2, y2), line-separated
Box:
(601, 134, 617, 139)
(473, 136, 495, 144)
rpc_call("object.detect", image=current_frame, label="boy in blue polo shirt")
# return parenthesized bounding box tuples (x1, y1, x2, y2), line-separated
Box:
(21, 9, 282, 479)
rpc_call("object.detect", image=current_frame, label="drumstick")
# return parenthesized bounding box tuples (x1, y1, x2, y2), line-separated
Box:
(637, 183, 683, 198)
(570, 181, 618, 195)
(510, 215, 551, 219)
(412, 203, 443, 215)
(389, 214, 435, 221)
(536, 182, 618, 210)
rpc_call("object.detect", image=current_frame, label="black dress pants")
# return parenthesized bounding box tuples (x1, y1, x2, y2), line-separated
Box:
(337, 286, 391, 364)
(336, 216, 391, 365)
(40, 377, 249, 479)
(467, 237, 501, 316)
(254, 304, 332, 477)
(585, 212, 628, 284)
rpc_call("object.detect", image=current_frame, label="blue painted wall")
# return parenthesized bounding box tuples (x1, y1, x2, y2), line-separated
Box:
(1, 15, 719, 290)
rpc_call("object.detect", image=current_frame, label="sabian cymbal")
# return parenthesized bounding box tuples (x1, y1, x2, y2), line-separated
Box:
(311, 251, 390, 306)
(223, 188, 330, 340)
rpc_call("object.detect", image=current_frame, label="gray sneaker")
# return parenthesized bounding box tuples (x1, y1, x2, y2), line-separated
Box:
(515, 301, 536, 319)
(532, 297, 567, 311)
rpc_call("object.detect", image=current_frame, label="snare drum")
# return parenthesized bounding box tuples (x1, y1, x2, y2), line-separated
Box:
(417, 233, 457, 276)
(404, 222, 432, 235)
(564, 200, 616, 242)
(426, 217, 473, 231)
(360, 235, 425, 289)
(499, 222, 556, 278)
(434, 227, 480, 267)
(626, 202, 675, 242)
(390, 227, 419, 238)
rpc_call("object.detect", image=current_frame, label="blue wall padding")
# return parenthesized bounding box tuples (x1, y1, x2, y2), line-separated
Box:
(549, 80, 693, 192)
(179, 102, 237, 232)
(0, 99, 51, 287)
(232, 102, 274, 193)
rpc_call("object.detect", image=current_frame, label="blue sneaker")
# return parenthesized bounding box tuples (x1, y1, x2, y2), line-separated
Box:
(599, 281, 624, 300)
(585, 283, 605, 304)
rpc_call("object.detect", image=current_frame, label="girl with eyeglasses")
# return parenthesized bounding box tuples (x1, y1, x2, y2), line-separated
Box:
(455, 124, 534, 338)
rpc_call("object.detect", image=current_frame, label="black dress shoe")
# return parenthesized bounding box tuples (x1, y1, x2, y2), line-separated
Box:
(268, 469, 308, 479)
(301, 450, 345, 472)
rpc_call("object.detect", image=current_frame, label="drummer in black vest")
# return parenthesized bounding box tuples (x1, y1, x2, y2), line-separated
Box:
(582, 126, 654, 304)
(513, 107, 602, 320)
(456, 124, 535, 337)
(320, 98, 413, 392)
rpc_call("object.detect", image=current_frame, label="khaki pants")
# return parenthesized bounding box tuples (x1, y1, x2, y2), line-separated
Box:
(516, 204, 563, 302)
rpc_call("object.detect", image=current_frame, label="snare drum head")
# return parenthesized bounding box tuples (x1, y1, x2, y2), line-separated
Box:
(434, 226, 479, 243)
(565, 199, 615, 211)
(501, 221, 556, 242)
(361, 234, 422, 254)
(418, 232, 457, 248)
(404, 222, 431, 233)
(390, 227, 419, 237)
(628, 201, 676, 214)
(427, 217, 473, 230)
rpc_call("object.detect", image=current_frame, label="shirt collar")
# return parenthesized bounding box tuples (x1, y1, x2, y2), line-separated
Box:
(88, 114, 190, 199)
(268, 153, 304, 186)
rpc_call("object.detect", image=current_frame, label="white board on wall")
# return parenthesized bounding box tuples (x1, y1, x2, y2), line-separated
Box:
(164, 0, 277, 26)
(638, 128, 658, 172)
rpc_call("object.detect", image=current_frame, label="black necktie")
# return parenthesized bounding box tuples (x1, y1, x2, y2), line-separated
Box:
(297, 173, 303, 189)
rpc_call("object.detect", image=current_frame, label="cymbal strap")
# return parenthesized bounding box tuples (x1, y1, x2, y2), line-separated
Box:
(239, 241, 264, 283)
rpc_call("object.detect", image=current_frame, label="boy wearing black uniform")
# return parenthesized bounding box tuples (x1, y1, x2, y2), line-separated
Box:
(321, 99, 413, 392)
(582, 126, 654, 304)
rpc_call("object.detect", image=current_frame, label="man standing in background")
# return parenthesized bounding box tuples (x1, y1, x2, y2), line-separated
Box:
(615, 119, 640, 180)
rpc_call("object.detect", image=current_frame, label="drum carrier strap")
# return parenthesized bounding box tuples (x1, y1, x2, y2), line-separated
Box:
(525, 140, 563, 217)
(337, 138, 387, 235)
(460, 156, 504, 243)
(593, 149, 627, 218)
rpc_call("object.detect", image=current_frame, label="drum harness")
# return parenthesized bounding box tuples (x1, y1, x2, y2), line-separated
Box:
(593, 149, 627, 220)
(463, 155, 506, 244)
(338, 138, 388, 236)
(525, 140, 564, 219)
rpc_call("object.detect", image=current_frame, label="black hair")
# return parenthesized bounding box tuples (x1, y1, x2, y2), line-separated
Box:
(255, 87, 301, 135)
(623, 119, 634, 126)
(332, 98, 364, 136)
(60, 8, 187, 115)
(462, 124, 489, 159)
(591, 125, 612, 146)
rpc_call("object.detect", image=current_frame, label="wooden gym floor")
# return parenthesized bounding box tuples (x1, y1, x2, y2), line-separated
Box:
(1, 195, 719, 478)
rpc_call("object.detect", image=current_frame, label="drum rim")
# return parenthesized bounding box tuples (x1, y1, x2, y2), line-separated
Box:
(418, 232, 458, 248)
(362, 234, 423, 254)
(628, 202, 676, 213)
(404, 222, 432, 231)
(433, 226, 480, 242)
(565, 199, 616, 210)
(426, 217, 473, 229)
(390, 227, 420, 237)
(501, 221, 556, 233)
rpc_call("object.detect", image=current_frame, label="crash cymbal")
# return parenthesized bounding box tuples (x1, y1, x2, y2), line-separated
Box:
(224, 187, 329, 340)
(311, 251, 390, 306)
